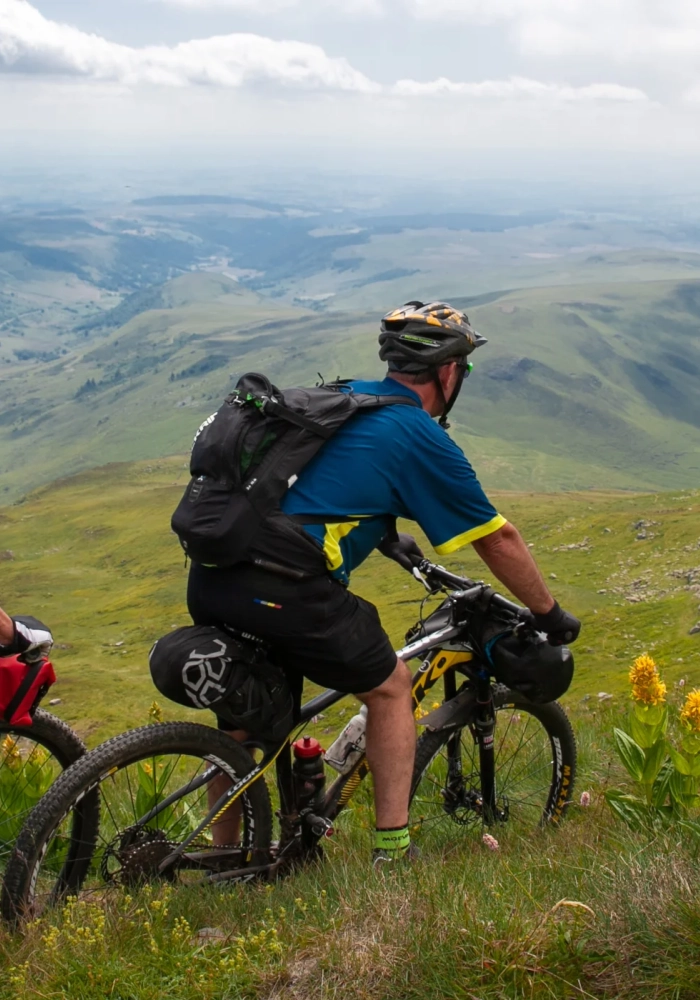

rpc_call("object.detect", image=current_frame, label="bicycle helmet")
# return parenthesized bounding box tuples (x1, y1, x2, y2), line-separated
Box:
(379, 301, 487, 427)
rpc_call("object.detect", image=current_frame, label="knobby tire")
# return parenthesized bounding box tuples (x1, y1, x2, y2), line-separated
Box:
(2, 722, 272, 924)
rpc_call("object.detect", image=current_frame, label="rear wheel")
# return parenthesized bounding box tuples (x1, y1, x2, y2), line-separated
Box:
(409, 686, 576, 844)
(2, 722, 272, 923)
(0, 709, 86, 876)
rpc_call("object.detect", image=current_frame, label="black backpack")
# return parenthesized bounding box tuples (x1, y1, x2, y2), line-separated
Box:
(171, 373, 419, 575)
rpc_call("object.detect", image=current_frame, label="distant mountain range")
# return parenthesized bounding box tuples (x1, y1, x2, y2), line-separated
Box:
(1, 270, 699, 500)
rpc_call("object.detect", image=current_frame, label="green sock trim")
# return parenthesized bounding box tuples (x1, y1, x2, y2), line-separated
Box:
(374, 826, 410, 857)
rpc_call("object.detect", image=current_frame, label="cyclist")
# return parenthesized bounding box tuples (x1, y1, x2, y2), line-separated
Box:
(187, 301, 580, 865)
(0, 606, 53, 657)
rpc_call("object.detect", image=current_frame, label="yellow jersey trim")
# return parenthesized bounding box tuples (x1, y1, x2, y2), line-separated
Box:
(434, 514, 507, 555)
(323, 521, 360, 571)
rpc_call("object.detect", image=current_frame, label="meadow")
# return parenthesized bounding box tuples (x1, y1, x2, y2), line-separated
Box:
(0, 461, 699, 998)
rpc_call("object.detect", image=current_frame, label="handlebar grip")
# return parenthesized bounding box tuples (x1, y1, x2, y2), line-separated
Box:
(491, 592, 534, 622)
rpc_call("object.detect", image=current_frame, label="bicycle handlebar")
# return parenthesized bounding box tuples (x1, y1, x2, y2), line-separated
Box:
(414, 559, 535, 624)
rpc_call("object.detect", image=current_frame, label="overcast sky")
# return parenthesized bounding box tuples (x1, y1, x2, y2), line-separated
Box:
(2, 0, 700, 185)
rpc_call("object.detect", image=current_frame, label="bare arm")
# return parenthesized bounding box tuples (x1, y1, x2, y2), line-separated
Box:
(472, 521, 554, 615)
(0, 607, 14, 646)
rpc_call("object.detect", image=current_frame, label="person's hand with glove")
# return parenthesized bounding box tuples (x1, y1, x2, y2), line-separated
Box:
(532, 602, 581, 646)
(377, 532, 424, 573)
(0, 611, 54, 659)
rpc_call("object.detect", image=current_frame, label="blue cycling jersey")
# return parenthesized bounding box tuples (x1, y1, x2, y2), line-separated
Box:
(281, 378, 505, 583)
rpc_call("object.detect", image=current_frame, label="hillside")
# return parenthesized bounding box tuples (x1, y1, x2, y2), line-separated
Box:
(2, 462, 700, 1000)
(0, 457, 698, 743)
(1, 272, 700, 501)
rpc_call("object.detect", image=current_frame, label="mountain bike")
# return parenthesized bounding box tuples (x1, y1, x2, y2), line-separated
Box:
(2, 562, 576, 922)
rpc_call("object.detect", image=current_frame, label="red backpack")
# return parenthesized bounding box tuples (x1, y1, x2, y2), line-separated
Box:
(0, 655, 56, 727)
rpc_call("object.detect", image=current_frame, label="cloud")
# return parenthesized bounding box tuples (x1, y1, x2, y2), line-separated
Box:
(0, 0, 379, 91)
(0, 0, 658, 110)
(159, 0, 382, 11)
(408, 0, 700, 64)
(392, 76, 649, 103)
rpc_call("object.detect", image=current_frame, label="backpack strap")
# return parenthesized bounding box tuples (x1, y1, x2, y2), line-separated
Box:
(356, 394, 421, 410)
(262, 391, 420, 436)
(3, 657, 44, 723)
(262, 399, 336, 439)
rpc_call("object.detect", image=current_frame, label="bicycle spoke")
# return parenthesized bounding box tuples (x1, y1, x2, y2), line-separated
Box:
(410, 698, 569, 839)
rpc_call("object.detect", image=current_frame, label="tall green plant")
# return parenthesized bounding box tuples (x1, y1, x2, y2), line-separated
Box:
(0, 736, 55, 847)
(606, 656, 700, 830)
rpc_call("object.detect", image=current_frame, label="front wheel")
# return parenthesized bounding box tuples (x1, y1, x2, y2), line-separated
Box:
(0, 709, 87, 876)
(409, 686, 576, 844)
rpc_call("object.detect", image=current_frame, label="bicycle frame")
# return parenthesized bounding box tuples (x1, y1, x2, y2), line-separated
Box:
(156, 618, 498, 878)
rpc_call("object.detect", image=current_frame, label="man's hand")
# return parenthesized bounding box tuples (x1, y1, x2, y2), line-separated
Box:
(533, 602, 581, 646)
(377, 532, 424, 573)
(0, 615, 54, 658)
(0, 607, 13, 646)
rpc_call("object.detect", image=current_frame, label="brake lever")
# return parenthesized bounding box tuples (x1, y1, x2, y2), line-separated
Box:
(412, 566, 433, 593)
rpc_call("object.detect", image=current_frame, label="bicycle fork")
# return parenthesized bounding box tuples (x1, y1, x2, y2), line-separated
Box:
(474, 675, 505, 825)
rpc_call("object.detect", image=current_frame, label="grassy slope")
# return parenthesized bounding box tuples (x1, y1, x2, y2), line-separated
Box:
(1, 462, 700, 998)
(1, 272, 700, 501)
(0, 457, 698, 743)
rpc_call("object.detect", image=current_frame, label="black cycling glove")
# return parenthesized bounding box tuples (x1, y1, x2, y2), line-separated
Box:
(377, 532, 424, 573)
(532, 602, 581, 647)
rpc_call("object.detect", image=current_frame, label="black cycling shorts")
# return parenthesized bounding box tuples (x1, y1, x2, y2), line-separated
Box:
(187, 563, 398, 717)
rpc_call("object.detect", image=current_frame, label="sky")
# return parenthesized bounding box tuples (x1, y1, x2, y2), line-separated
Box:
(1, 0, 700, 189)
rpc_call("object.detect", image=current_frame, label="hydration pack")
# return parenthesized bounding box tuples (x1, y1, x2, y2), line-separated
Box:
(171, 373, 419, 575)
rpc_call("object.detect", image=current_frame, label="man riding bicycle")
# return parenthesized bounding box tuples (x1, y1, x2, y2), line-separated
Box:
(187, 301, 580, 865)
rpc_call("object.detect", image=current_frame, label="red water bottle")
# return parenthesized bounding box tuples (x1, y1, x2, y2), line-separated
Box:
(292, 736, 326, 813)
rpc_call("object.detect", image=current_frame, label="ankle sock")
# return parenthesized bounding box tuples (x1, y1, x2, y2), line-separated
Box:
(374, 825, 410, 857)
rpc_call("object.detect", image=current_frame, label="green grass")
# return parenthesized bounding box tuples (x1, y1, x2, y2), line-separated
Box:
(0, 462, 699, 996)
(0, 458, 699, 742)
(1, 705, 699, 999)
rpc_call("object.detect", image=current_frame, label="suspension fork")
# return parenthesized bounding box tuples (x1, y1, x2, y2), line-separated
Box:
(474, 673, 498, 823)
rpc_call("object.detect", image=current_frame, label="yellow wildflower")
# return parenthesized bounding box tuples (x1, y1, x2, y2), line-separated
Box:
(148, 701, 163, 724)
(2, 735, 20, 761)
(629, 654, 666, 706)
(680, 689, 700, 732)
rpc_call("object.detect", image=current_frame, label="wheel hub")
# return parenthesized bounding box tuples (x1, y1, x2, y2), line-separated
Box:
(440, 783, 483, 825)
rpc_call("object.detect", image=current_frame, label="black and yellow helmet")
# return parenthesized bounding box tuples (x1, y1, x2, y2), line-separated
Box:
(379, 300, 486, 373)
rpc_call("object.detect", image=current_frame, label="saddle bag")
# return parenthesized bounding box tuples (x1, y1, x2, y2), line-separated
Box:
(149, 625, 294, 741)
(0, 655, 56, 727)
